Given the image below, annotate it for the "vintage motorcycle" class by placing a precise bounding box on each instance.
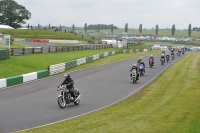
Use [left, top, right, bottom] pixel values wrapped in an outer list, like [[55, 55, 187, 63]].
[[57, 85, 81, 108]]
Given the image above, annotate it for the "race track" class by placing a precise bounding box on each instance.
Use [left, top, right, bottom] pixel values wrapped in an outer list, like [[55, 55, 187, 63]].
[[0, 52, 183, 133]]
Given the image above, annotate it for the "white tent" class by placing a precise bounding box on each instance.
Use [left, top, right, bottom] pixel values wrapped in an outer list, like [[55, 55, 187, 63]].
[[0, 25, 14, 29]]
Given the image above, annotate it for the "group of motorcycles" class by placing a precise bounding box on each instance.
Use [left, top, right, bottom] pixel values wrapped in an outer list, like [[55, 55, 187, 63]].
[[131, 50, 184, 84]]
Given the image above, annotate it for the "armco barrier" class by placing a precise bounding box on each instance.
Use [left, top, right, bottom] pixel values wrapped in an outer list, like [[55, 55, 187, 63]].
[[0, 79, 6, 88], [6, 75, 23, 87], [0, 51, 119, 88], [49, 63, 65, 75], [37, 70, 49, 79], [104, 52, 108, 57], [23, 72, 37, 82], [99, 53, 104, 58], [93, 54, 99, 60], [86, 56, 93, 63], [65, 60, 77, 70], [77, 57, 86, 66]]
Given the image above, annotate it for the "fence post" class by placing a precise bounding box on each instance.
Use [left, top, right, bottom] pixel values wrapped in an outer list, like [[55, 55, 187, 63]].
[[23, 48, 25, 55], [33, 48, 35, 54], [56, 46, 58, 52], [62, 46, 64, 52], [73, 46, 74, 51], [12, 48, 14, 56], [41, 47, 43, 53], [49, 47, 50, 53]]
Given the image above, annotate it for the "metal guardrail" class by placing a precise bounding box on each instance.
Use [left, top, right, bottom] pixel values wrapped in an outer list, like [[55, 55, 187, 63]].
[[0, 49, 10, 60], [9, 45, 113, 56]]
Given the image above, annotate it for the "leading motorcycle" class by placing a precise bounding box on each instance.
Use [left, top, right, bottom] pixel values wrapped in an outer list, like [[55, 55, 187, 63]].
[[57, 85, 81, 108]]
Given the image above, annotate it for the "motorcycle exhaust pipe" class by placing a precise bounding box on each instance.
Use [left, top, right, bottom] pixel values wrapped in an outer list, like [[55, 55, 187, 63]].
[[74, 95, 81, 102]]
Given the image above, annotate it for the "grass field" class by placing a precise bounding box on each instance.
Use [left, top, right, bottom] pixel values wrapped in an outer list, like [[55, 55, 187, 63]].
[[19, 52, 200, 133], [0, 45, 153, 79], [0, 29, 92, 41], [1, 29, 200, 40], [79, 29, 200, 39]]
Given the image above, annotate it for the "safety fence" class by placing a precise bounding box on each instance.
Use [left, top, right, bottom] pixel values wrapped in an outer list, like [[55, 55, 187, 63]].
[[9, 45, 113, 56], [49, 51, 119, 75], [0, 51, 119, 88], [123, 49, 150, 54], [0, 70, 49, 88], [0, 49, 10, 59]]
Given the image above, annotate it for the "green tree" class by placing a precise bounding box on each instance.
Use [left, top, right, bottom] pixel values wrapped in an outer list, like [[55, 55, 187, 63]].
[[72, 24, 75, 32], [125, 23, 128, 32], [0, 0, 31, 28], [37, 24, 40, 29], [49, 24, 51, 30], [155, 24, 159, 35], [188, 23, 192, 36], [111, 24, 113, 33], [171, 24, 175, 36], [139, 24, 142, 34], [84, 23, 87, 33], [59, 25, 62, 31], [98, 24, 100, 33]]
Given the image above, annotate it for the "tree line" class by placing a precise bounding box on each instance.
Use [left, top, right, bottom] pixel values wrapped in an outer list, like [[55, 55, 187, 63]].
[[0, 0, 195, 36]]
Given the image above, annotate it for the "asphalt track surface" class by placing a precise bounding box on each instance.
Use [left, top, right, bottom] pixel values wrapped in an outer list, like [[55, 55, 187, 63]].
[[0, 52, 183, 133]]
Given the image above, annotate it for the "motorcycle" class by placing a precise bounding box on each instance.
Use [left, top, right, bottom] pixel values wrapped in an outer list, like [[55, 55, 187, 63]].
[[166, 55, 169, 63], [139, 64, 145, 76], [160, 57, 165, 65], [178, 51, 181, 56], [131, 70, 137, 84], [171, 54, 174, 60], [57, 85, 81, 108], [149, 59, 153, 68]]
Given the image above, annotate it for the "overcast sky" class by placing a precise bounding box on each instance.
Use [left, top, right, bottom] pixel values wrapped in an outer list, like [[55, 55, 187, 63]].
[[15, 0, 199, 29]]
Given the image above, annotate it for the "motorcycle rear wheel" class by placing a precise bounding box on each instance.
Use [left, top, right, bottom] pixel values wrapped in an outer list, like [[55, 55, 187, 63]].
[[58, 96, 66, 108]]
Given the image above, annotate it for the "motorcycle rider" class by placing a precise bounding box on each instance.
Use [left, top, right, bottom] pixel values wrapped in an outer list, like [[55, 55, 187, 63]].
[[160, 52, 165, 63], [161, 51, 165, 57], [139, 60, 146, 73], [130, 64, 139, 80], [149, 55, 154, 66], [171, 49, 174, 55], [166, 53, 170, 61], [60, 73, 76, 101], [137, 57, 142, 64]]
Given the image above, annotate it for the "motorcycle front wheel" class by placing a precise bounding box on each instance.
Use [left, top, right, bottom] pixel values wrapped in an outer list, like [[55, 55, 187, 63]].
[[57, 96, 66, 108]]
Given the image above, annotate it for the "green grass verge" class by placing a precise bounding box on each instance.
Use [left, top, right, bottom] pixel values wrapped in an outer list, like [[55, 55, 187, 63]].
[[0, 29, 92, 41], [19, 52, 200, 133], [0, 46, 155, 78]]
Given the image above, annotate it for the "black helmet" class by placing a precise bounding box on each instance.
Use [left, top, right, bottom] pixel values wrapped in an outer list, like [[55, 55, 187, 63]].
[[64, 73, 70, 78]]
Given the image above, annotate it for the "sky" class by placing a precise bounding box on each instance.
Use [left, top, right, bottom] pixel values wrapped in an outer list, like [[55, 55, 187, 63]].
[[15, 0, 200, 29]]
